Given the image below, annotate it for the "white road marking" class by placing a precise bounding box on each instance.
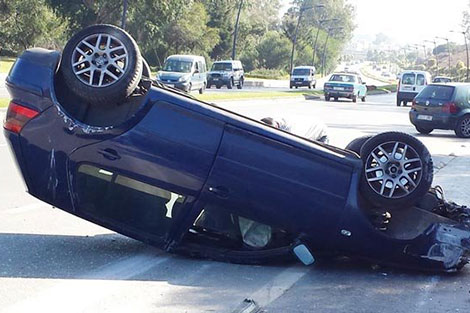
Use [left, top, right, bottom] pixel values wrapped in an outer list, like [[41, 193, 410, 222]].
[[248, 265, 310, 308], [1, 252, 172, 313]]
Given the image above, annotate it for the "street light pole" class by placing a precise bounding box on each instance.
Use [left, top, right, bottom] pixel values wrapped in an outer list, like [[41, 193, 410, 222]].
[[321, 27, 342, 76], [289, 3, 323, 73], [231, 0, 244, 60], [425, 40, 439, 75], [436, 36, 451, 73], [450, 30, 469, 81], [312, 17, 338, 66]]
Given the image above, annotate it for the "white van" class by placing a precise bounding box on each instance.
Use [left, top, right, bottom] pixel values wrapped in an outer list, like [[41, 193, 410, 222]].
[[396, 70, 432, 106], [156, 55, 207, 94], [290, 66, 316, 89]]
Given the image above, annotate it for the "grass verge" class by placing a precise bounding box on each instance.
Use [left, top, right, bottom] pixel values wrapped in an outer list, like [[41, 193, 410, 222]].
[[0, 57, 15, 74], [0, 98, 10, 108], [195, 90, 322, 101]]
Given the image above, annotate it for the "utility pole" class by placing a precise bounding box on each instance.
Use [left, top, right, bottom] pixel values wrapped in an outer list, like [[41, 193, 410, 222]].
[[231, 0, 244, 60], [312, 18, 338, 66], [121, 0, 128, 29], [321, 27, 342, 76]]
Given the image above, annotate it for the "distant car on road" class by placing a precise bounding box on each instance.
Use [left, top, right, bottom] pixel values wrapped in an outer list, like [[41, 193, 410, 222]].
[[432, 76, 452, 83], [323, 72, 367, 102], [397, 70, 432, 107], [289, 66, 316, 89], [207, 60, 244, 90], [410, 83, 470, 138], [156, 55, 207, 94]]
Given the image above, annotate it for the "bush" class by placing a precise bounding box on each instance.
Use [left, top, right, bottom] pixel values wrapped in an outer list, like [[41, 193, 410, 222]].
[[245, 68, 288, 80]]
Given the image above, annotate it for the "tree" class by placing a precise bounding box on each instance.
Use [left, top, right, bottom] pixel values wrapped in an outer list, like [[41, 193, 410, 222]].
[[0, 0, 68, 52], [256, 31, 291, 69]]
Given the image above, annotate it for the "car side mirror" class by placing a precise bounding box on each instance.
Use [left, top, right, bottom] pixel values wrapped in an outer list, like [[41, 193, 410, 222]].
[[362, 82, 366, 85], [193, 69, 199, 74]]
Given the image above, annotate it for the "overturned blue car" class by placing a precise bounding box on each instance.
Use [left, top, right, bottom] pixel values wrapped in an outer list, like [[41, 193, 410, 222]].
[[4, 25, 470, 272]]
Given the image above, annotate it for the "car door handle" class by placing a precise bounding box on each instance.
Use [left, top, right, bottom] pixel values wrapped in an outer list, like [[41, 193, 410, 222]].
[[208, 186, 229, 199], [98, 148, 120, 161]]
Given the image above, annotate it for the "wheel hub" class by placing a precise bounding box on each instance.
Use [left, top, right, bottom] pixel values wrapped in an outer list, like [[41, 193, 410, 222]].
[[71, 33, 129, 87], [365, 141, 423, 199]]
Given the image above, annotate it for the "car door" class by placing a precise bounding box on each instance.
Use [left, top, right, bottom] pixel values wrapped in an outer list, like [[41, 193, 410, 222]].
[[67, 100, 224, 247], [416, 73, 426, 93], [196, 124, 356, 244]]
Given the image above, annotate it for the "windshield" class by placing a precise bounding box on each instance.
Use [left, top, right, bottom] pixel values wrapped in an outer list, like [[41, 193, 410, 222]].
[[293, 69, 310, 76], [163, 59, 192, 73], [417, 85, 455, 101], [211, 63, 232, 71], [329, 74, 356, 83]]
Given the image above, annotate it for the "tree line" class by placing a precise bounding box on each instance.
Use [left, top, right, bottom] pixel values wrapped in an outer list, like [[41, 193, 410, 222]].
[[0, 0, 355, 75]]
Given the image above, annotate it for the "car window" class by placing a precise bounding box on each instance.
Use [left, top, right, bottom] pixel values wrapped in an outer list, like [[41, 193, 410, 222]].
[[163, 59, 192, 73], [330, 74, 356, 82], [401, 73, 416, 85], [194, 61, 199, 72], [212, 62, 233, 71], [416, 74, 425, 86], [76, 164, 186, 237], [417, 85, 455, 101], [293, 69, 310, 75], [201, 61, 206, 73]]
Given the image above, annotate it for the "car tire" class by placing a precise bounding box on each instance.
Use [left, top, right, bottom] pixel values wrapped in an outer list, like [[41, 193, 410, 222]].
[[361, 96, 366, 102], [295, 86, 298, 89], [237, 77, 244, 89], [334, 97, 338, 101], [359, 132, 433, 208], [345, 135, 372, 155], [313, 83, 316, 89], [396, 98, 401, 107], [227, 78, 233, 89], [325, 95, 330, 101], [207, 84, 211, 89], [290, 84, 293, 89], [454, 115, 470, 138], [308, 82, 312, 89], [216, 84, 222, 89], [415, 126, 433, 135], [199, 83, 205, 94], [403, 101, 408, 106], [352, 95, 357, 103], [60, 24, 143, 105]]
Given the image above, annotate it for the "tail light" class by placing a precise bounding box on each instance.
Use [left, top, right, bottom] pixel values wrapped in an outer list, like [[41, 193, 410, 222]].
[[442, 102, 459, 114], [3, 102, 39, 134]]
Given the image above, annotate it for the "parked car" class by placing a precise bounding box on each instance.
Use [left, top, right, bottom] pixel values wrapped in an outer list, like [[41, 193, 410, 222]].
[[289, 66, 316, 89], [156, 54, 207, 94], [4, 24, 470, 272], [323, 72, 367, 102], [397, 70, 432, 107], [433, 76, 452, 83], [207, 60, 244, 89], [409, 83, 470, 138]]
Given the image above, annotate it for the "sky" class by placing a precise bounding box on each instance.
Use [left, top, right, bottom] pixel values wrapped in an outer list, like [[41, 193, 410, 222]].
[[347, 0, 469, 45]]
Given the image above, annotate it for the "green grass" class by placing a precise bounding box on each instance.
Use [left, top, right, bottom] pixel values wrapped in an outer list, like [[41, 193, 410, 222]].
[[0, 98, 10, 108], [196, 90, 322, 101], [0, 57, 15, 74]]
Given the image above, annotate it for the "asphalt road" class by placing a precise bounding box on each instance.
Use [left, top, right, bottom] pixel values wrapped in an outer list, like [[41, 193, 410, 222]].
[[1, 93, 470, 313]]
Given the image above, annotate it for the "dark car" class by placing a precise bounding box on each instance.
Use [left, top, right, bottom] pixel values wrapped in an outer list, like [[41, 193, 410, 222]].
[[432, 76, 452, 83], [409, 83, 470, 138], [206, 60, 244, 89], [4, 25, 470, 272]]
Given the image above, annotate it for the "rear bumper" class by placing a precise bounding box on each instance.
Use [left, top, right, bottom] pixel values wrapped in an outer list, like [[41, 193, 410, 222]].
[[324, 90, 354, 98], [158, 81, 191, 91], [398, 91, 418, 101], [409, 110, 459, 130]]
